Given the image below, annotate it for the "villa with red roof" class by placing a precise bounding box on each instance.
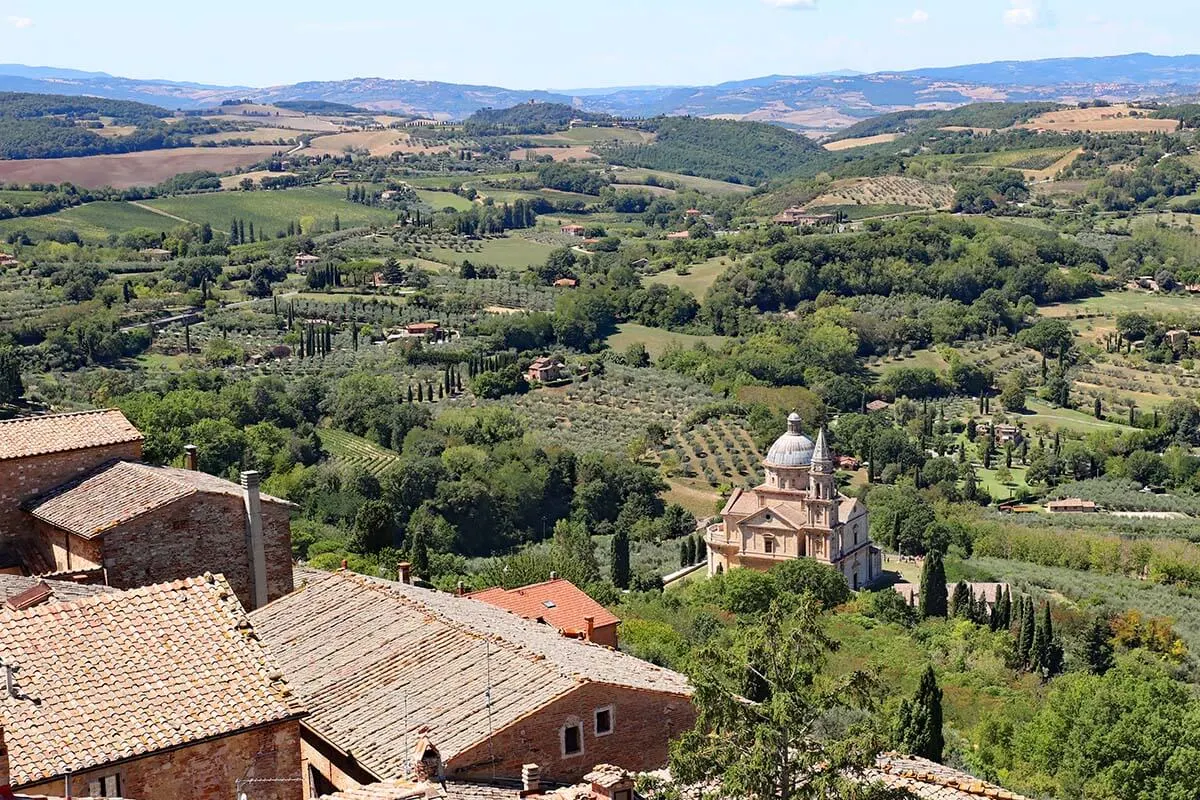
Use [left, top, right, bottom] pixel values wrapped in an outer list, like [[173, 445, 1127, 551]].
[[469, 578, 621, 648]]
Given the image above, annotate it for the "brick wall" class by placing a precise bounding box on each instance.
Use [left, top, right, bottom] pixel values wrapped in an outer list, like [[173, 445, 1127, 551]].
[[299, 729, 380, 796], [94, 493, 293, 611], [20, 721, 302, 800], [0, 442, 142, 542], [448, 684, 695, 784]]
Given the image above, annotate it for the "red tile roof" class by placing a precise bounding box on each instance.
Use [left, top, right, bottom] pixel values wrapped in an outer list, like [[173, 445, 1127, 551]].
[[0, 409, 142, 461], [870, 754, 1032, 799], [24, 461, 291, 539], [0, 574, 305, 787], [469, 578, 619, 636]]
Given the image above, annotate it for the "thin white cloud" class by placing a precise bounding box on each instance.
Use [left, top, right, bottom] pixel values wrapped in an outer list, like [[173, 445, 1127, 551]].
[[763, 0, 817, 9], [1004, 0, 1037, 27], [7, 16, 32, 29], [897, 8, 929, 24]]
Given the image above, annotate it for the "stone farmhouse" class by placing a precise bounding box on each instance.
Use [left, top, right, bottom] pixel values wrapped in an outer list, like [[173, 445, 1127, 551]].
[[705, 415, 880, 589], [0, 409, 294, 611], [0, 574, 305, 800], [250, 568, 694, 796], [469, 577, 621, 648]]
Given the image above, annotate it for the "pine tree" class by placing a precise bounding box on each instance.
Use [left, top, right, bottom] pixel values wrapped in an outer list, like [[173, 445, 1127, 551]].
[[893, 665, 944, 763], [950, 581, 970, 618], [1018, 599, 1035, 668], [1082, 616, 1115, 676], [918, 551, 947, 619], [410, 525, 429, 581], [611, 529, 631, 589]]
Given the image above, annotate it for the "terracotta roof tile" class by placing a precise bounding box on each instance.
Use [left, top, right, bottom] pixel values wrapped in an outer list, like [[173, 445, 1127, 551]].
[[0, 409, 142, 461], [0, 574, 305, 786], [251, 569, 690, 781], [468, 579, 619, 637], [24, 461, 292, 538], [0, 574, 116, 606], [869, 754, 1032, 800]]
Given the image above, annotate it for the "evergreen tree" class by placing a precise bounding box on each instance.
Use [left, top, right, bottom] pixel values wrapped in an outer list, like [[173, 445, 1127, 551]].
[[410, 524, 429, 580], [686, 536, 697, 566], [0, 347, 23, 405], [917, 551, 947, 619], [334, 214, 341, 231], [1082, 616, 1115, 676], [238, 219, 245, 244], [893, 665, 944, 763], [611, 529, 631, 589], [680, 540, 690, 569], [1000, 586, 1012, 629], [229, 219, 239, 245], [950, 581, 970, 618], [1018, 599, 1035, 668]]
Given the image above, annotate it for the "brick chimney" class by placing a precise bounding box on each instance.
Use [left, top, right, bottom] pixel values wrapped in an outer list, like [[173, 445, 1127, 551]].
[[584, 615, 595, 642], [520, 763, 540, 796], [241, 471, 269, 610], [456, 580, 466, 596], [183, 444, 198, 471], [397, 562, 412, 585]]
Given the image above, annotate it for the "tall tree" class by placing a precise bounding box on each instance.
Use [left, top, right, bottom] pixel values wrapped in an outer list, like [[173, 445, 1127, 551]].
[[409, 522, 430, 580], [950, 581, 970, 618], [0, 347, 23, 404], [917, 551, 947, 619], [1082, 616, 1115, 676], [670, 597, 896, 800], [1018, 599, 1036, 668], [611, 528, 631, 589], [893, 665, 944, 763]]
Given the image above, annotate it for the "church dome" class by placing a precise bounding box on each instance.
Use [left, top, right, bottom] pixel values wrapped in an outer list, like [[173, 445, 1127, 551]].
[[764, 413, 815, 468]]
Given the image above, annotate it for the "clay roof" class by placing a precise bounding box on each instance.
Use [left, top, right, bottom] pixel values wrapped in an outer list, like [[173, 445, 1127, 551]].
[[468, 578, 620, 636], [318, 779, 587, 800], [251, 569, 690, 780], [0, 574, 305, 786], [870, 754, 1032, 799], [0, 409, 142, 461], [1046, 498, 1097, 509], [24, 461, 291, 539], [0, 574, 115, 609]]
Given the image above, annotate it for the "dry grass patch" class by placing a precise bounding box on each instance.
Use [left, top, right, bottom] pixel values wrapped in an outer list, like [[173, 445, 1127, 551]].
[[823, 133, 900, 151], [806, 176, 954, 210], [0, 146, 282, 189], [510, 146, 600, 162], [305, 130, 449, 157], [219, 170, 297, 190], [1020, 105, 1177, 134]]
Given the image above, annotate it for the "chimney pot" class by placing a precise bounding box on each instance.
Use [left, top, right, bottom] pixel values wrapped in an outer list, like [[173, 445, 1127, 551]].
[[549, 571, 558, 580], [521, 763, 541, 794], [184, 444, 198, 471], [584, 615, 595, 641], [398, 562, 412, 585], [340, 559, 348, 570], [456, 580, 465, 596]]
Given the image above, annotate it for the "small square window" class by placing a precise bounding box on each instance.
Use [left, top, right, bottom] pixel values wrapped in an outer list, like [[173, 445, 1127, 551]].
[[763, 538, 775, 555], [563, 722, 583, 756], [595, 706, 613, 736]]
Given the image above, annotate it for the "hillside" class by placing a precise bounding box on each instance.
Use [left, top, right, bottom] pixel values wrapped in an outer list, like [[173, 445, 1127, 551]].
[[828, 102, 1060, 141], [464, 103, 612, 135]]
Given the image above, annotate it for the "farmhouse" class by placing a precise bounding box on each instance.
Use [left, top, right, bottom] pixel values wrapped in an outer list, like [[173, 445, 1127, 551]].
[[705, 416, 881, 589], [865, 399, 892, 413], [404, 321, 441, 338], [0, 574, 305, 800], [1167, 329, 1190, 352], [295, 252, 321, 271], [138, 247, 173, 261], [561, 224, 586, 237], [0, 409, 294, 611], [527, 355, 569, 384], [665, 231, 690, 240], [772, 207, 837, 227], [1046, 498, 1099, 513], [554, 278, 579, 288], [870, 754, 1034, 800], [469, 577, 621, 648], [250, 568, 694, 796], [0, 253, 19, 267]]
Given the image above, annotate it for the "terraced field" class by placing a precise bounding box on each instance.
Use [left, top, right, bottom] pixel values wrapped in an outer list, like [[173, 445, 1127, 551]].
[[317, 428, 401, 476], [805, 176, 955, 211]]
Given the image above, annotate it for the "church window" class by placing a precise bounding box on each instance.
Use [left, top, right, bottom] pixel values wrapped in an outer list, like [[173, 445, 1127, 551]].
[[763, 537, 775, 555]]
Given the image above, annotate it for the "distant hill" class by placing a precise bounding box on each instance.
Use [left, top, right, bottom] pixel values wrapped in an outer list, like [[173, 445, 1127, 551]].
[[273, 100, 368, 115], [464, 103, 612, 135], [828, 102, 1060, 141], [1, 52, 1200, 130]]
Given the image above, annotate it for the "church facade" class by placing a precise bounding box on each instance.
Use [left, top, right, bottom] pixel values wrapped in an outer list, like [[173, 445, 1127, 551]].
[[705, 414, 881, 590]]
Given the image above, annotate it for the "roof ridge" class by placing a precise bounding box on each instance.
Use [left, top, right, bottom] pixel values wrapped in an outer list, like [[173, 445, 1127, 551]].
[[0, 407, 124, 425]]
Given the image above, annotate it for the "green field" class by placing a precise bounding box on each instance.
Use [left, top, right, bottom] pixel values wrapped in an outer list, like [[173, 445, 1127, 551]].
[[429, 236, 557, 270], [415, 189, 475, 212], [145, 185, 399, 234], [0, 190, 49, 206], [317, 428, 400, 477], [554, 127, 650, 145], [1018, 398, 1131, 434], [870, 348, 951, 378], [645, 257, 734, 299], [808, 203, 921, 220], [1039, 290, 1200, 319], [611, 168, 753, 196], [0, 201, 176, 242], [606, 323, 730, 360]]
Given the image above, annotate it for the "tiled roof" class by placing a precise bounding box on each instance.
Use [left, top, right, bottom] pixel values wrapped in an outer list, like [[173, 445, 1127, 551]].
[[319, 776, 623, 800], [0, 573, 305, 786], [24, 461, 291, 538], [870, 754, 1032, 800], [251, 569, 690, 781], [468, 579, 620, 636], [0, 409, 142, 461], [0, 573, 115, 606]]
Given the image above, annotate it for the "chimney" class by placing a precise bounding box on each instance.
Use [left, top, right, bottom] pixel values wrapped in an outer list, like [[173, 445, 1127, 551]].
[[456, 580, 466, 596], [521, 764, 541, 795], [549, 571, 558, 580], [584, 615, 595, 642], [397, 562, 412, 585], [241, 471, 269, 611], [183, 444, 198, 471]]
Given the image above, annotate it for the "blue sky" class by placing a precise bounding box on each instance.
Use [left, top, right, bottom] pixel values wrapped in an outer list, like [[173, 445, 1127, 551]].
[[0, 0, 1196, 89]]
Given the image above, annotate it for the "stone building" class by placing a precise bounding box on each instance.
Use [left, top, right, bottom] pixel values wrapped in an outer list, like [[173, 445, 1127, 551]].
[[0, 574, 306, 800], [250, 568, 694, 797], [705, 414, 880, 589], [0, 409, 295, 611]]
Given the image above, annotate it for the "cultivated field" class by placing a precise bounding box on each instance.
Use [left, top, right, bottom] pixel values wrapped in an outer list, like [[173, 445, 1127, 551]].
[[194, 128, 300, 145], [645, 257, 735, 299], [1019, 104, 1178, 134], [509, 146, 600, 162], [415, 190, 475, 212], [219, 170, 298, 190], [609, 167, 753, 196], [806, 176, 955, 210], [823, 133, 900, 151], [318, 428, 401, 477], [0, 201, 186, 242], [145, 185, 399, 233], [304, 131, 451, 157], [429, 236, 558, 270], [605, 323, 730, 360], [0, 146, 283, 189]]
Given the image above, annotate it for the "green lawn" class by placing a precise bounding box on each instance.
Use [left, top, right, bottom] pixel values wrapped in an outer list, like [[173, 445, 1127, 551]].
[[645, 257, 734, 299], [1017, 398, 1131, 434], [605, 323, 730, 360], [429, 236, 557, 270], [415, 189, 475, 212], [0, 201, 176, 242], [145, 185, 399, 235], [1039, 291, 1200, 319], [611, 168, 753, 196], [870, 348, 951, 378]]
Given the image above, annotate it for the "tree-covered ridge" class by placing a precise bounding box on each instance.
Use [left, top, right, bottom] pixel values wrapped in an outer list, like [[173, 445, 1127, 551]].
[[0, 91, 168, 123], [828, 102, 1061, 141], [0, 117, 195, 160], [464, 102, 612, 136], [596, 116, 824, 185], [273, 100, 367, 114]]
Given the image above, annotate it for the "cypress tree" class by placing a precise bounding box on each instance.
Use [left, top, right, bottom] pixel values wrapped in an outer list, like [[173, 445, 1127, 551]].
[[694, 533, 705, 564], [410, 525, 429, 581], [950, 581, 970, 618], [611, 529, 631, 589], [1082, 616, 1115, 676], [1018, 600, 1035, 668], [1000, 586, 1012, 629], [679, 540, 689, 569], [0, 347, 23, 405], [407, 385, 414, 404], [893, 665, 944, 763], [918, 551, 948, 619]]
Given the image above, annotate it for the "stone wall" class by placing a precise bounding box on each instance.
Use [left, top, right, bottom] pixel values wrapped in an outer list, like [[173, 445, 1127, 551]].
[[21, 721, 302, 800], [0, 442, 142, 542]]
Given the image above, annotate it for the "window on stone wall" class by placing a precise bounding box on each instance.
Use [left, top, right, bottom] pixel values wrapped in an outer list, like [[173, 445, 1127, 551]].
[[88, 774, 121, 798], [763, 537, 775, 555], [595, 705, 614, 736], [562, 720, 584, 756]]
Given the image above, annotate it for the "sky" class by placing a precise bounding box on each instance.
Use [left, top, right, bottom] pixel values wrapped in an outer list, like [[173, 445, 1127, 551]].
[[0, 0, 1197, 89]]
